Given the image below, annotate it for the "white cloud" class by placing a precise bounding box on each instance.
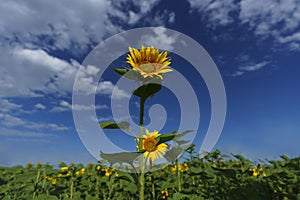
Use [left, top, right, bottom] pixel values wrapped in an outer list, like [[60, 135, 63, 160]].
[[239, 0, 300, 49], [0, 112, 69, 131], [0, 1, 174, 99], [140, 27, 178, 50], [0, 46, 79, 97], [108, 0, 175, 27], [0, 113, 26, 127], [35, 103, 46, 110], [231, 71, 245, 77], [188, 0, 300, 50], [232, 61, 270, 76], [188, 0, 237, 26], [0, 99, 22, 113], [47, 123, 69, 131], [108, 0, 160, 25], [278, 32, 300, 43], [239, 61, 270, 71], [14, 48, 70, 72], [97, 81, 130, 99], [51, 100, 109, 112], [0, 127, 51, 138], [1, 45, 129, 100], [0, 0, 112, 52]]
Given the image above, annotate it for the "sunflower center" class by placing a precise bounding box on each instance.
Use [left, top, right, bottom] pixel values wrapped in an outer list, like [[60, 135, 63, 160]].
[[139, 63, 157, 73], [143, 137, 157, 152]]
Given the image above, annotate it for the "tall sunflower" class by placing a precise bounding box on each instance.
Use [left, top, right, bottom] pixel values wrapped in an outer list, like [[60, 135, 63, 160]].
[[126, 45, 172, 79], [142, 129, 167, 162]]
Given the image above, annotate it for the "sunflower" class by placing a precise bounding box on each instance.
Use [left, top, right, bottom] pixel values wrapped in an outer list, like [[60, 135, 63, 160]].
[[142, 129, 167, 162], [126, 45, 172, 79]]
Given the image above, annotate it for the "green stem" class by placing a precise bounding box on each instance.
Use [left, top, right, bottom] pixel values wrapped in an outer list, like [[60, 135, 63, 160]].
[[70, 176, 74, 199], [176, 159, 182, 192], [151, 176, 155, 200], [139, 97, 146, 200], [96, 175, 100, 198], [32, 169, 41, 199]]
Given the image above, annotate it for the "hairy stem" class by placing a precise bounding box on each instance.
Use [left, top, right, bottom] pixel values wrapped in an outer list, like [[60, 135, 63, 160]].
[[138, 97, 146, 200]]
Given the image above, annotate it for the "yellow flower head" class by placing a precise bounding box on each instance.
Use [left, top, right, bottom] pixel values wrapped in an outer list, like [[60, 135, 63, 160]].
[[66, 171, 72, 177], [105, 168, 112, 177], [142, 129, 167, 162], [127, 46, 172, 79], [75, 168, 85, 175], [161, 189, 169, 199], [36, 162, 42, 168], [96, 165, 101, 171], [87, 162, 94, 169], [51, 179, 57, 185], [61, 167, 68, 172], [26, 162, 33, 169]]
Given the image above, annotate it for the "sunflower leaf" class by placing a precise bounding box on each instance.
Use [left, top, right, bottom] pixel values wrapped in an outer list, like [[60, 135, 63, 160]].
[[112, 68, 143, 81], [172, 130, 195, 139], [133, 83, 162, 99], [164, 145, 189, 162], [100, 151, 143, 166], [100, 121, 130, 130], [112, 68, 130, 76], [156, 133, 176, 146]]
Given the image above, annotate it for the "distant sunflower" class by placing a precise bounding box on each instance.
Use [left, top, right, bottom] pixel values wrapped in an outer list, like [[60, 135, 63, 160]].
[[142, 129, 167, 162], [126, 45, 172, 79]]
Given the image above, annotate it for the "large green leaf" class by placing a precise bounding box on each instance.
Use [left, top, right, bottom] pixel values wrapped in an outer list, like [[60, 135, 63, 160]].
[[99, 121, 130, 130], [112, 68, 130, 76], [100, 151, 144, 166], [156, 133, 176, 146], [133, 83, 162, 99], [164, 145, 188, 162], [112, 68, 143, 81]]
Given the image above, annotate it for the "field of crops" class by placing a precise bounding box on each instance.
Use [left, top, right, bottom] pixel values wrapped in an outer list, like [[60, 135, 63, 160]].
[[0, 150, 299, 200]]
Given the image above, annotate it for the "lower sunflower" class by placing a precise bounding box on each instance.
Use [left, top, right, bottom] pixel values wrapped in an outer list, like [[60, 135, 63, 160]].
[[142, 129, 167, 163]]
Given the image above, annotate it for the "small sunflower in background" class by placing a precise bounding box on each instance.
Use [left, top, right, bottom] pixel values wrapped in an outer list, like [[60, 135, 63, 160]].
[[161, 189, 169, 199], [126, 45, 172, 79], [142, 129, 167, 162]]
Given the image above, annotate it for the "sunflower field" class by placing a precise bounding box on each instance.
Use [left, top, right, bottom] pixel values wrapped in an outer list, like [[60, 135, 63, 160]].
[[0, 149, 299, 200]]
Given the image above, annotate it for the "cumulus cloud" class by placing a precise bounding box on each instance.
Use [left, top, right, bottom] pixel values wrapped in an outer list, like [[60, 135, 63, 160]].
[[0, 127, 51, 138], [108, 0, 175, 27], [188, 0, 238, 26], [97, 81, 130, 99], [0, 113, 26, 127], [0, 45, 78, 97], [239, 0, 300, 50], [0, 99, 22, 113], [188, 0, 300, 51], [139, 27, 178, 50], [0, 112, 69, 131], [51, 100, 108, 112], [35, 103, 46, 110], [0, 0, 111, 53]]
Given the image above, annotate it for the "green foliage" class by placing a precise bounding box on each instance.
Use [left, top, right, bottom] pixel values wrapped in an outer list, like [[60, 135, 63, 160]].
[[0, 150, 299, 200], [100, 151, 144, 166], [99, 121, 130, 130], [133, 83, 162, 99]]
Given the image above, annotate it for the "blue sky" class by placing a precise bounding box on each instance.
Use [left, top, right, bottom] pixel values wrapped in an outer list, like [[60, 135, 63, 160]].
[[0, 0, 299, 166]]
